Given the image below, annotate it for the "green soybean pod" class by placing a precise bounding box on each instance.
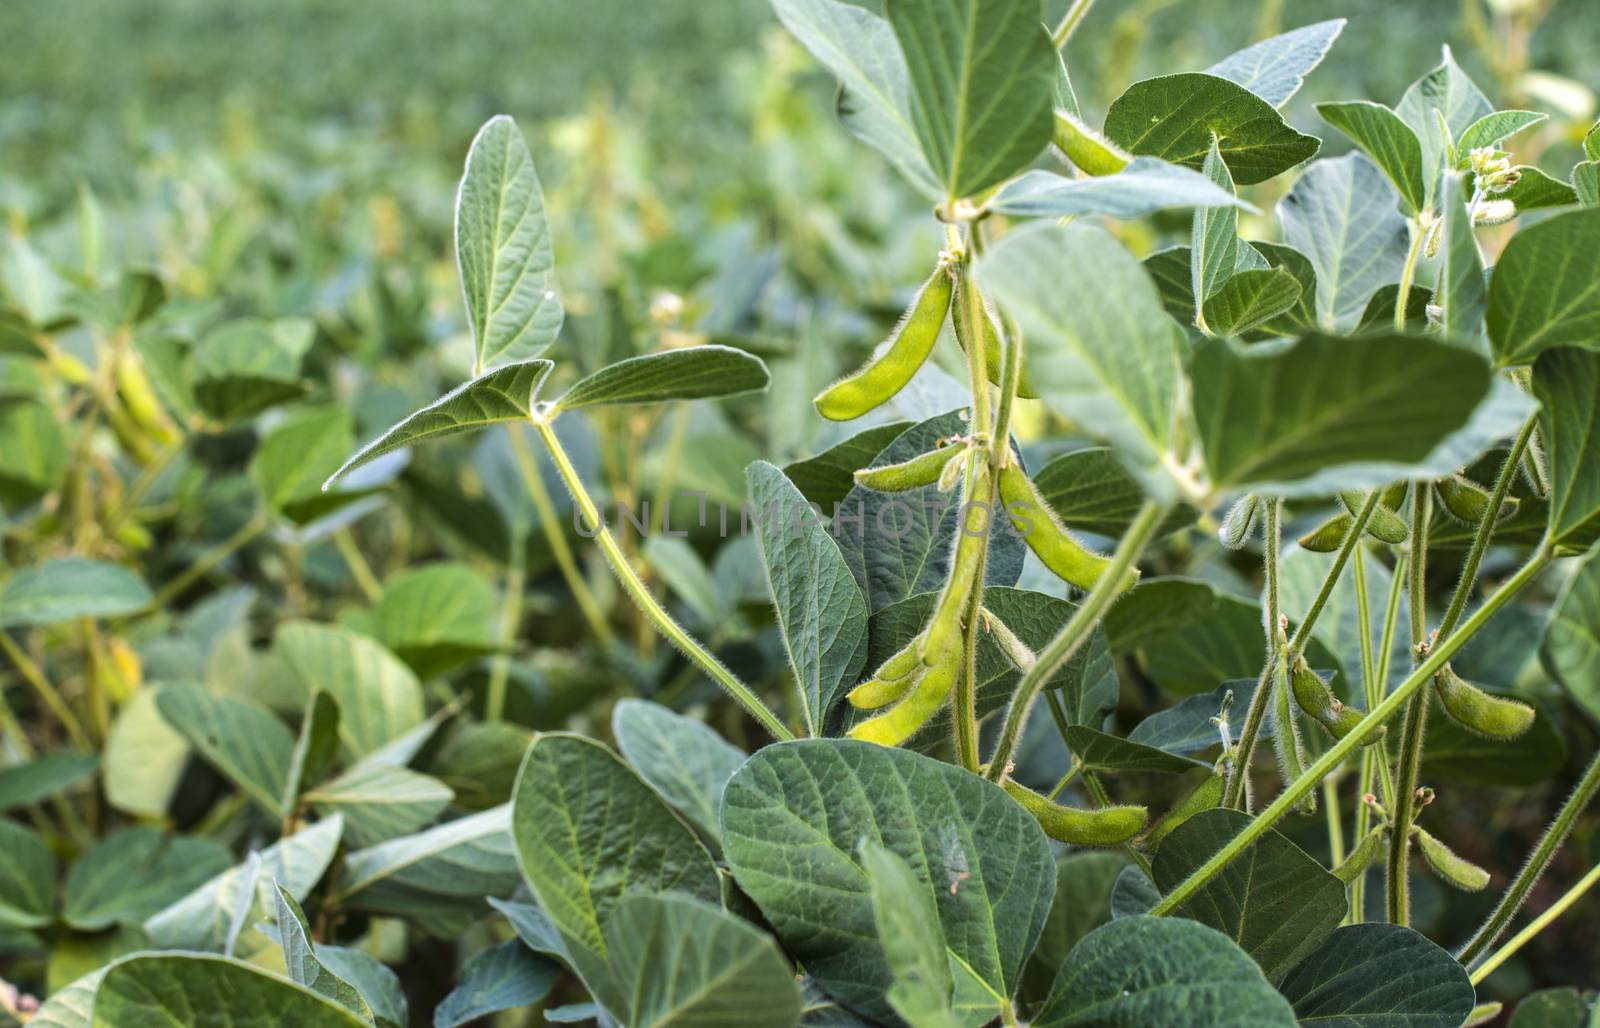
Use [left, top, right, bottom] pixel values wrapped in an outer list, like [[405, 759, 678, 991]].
[[998, 464, 1136, 593], [814, 262, 953, 421], [1434, 474, 1518, 523], [1298, 513, 1353, 552], [1145, 771, 1224, 847], [1434, 665, 1536, 739], [1052, 109, 1131, 177], [1332, 825, 1386, 885], [1291, 660, 1384, 745], [1339, 490, 1408, 543], [853, 443, 965, 492], [847, 648, 960, 747], [1271, 644, 1316, 816], [920, 463, 993, 663], [847, 638, 924, 710], [951, 270, 1038, 399], [1218, 493, 1260, 550], [1413, 826, 1491, 891], [1001, 779, 1148, 846]]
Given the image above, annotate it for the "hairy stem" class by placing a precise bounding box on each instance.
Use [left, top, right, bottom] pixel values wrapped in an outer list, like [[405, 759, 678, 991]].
[[1350, 548, 1375, 923], [1289, 491, 1381, 660], [1470, 860, 1600, 986], [1395, 219, 1426, 331], [1151, 545, 1550, 917], [1051, 0, 1097, 48], [1225, 498, 1282, 810], [1435, 415, 1536, 643], [531, 416, 793, 740], [1386, 483, 1432, 925]]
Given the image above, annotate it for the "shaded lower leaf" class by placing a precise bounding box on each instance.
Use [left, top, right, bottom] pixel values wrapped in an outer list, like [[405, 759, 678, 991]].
[[1277, 923, 1474, 1027], [1541, 547, 1600, 726], [1019, 852, 1128, 1012], [155, 686, 295, 817], [91, 953, 369, 1027], [1030, 447, 1197, 539], [611, 699, 746, 848], [433, 940, 559, 1028], [63, 827, 233, 931], [0, 557, 150, 627], [0, 820, 55, 929], [1065, 726, 1210, 774], [782, 422, 912, 511], [0, 752, 98, 812]]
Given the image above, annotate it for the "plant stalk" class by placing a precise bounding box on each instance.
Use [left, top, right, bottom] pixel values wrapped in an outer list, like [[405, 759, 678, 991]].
[[1435, 415, 1536, 643], [1051, 0, 1097, 48], [1469, 859, 1600, 986], [1225, 498, 1282, 810], [1386, 483, 1432, 925], [145, 513, 268, 612], [1395, 219, 1426, 331], [0, 632, 91, 751], [332, 526, 383, 603]]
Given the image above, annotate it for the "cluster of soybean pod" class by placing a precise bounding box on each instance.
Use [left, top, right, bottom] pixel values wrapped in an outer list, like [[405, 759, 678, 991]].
[[814, 233, 1144, 847]]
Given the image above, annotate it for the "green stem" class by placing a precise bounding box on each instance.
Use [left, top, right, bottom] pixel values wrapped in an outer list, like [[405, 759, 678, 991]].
[[955, 527, 989, 773], [1458, 748, 1600, 966], [1225, 498, 1282, 810], [333, 527, 383, 603], [1350, 549, 1375, 923], [1323, 776, 1345, 865], [1435, 415, 1536, 643], [1151, 545, 1551, 917], [1469, 859, 1600, 986], [505, 425, 618, 649], [1386, 483, 1432, 925], [1084, 770, 1154, 878], [1047, 758, 1083, 801], [1051, 0, 1096, 48], [0, 632, 91, 751], [485, 536, 526, 724], [145, 514, 267, 611], [1288, 491, 1382, 660], [986, 500, 1165, 782], [530, 416, 793, 741], [1395, 219, 1426, 331]]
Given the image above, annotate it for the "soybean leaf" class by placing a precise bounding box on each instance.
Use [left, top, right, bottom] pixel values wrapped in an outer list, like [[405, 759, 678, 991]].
[[554, 345, 769, 411], [721, 739, 1054, 1024], [1202, 267, 1304, 336], [1435, 170, 1487, 347], [372, 562, 497, 677], [1457, 110, 1548, 155], [191, 317, 313, 421], [644, 537, 724, 627], [334, 806, 520, 937], [316, 948, 408, 1028], [324, 359, 553, 486], [748, 460, 869, 734], [155, 686, 295, 817], [1424, 693, 1564, 786], [859, 841, 960, 1028], [144, 815, 344, 956], [1190, 332, 1494, 494], [978, 222, 1181, 493], [274, 622, 425, 762], [1533, 347, 1600, 551], [1032, 916, 1297, 1027], [1395, 47, 1493, 206], [1031, 447, 1198, 539], [1065, 726, 1210, 774], [305, 763, 454, 848], [1543, 547, 1600, 726], [1250, 242, 1321, 336], [1317, 101, 1427, 215], [0, 557, 150, 627], [767, 0, 940, 197], [783, 421, 911, 510], [988, 161, 1249, 220], [271, 885, 375, 1023], [605, 893, 803, 1028], [1487, 208, 1600, 366], [488, 897, 573, 964], [510, 733, 720, 1017], [1110, 865, 1162, 919], [0, 821, 54, 929], [63, 827, 233, 931], [1205, 19, 1346, 108], [611, 699, 747, 848], [282, 691, 342, 814], [885, 0, 1055, 199], [102, 689, 188, 818], [433, 940, 559, 1028], [1277, 923, 1475, 1028], [1507, 989, 1592, 1027], [252, 407, 368, 525], [1129, 679, 1268, 756], [1193, 139, 1242, 305], [1103, 73, 1320, 185], [0, 752, 98, 812], [1151, 808, 1347, 981], [0, 400, 67, 510], [456, 116, 562, 372], [92, 953, 369, 1027], [1573, 161, 1600, 208], [423, 719, 530, 811], [1497, 165, 1579, 210], [1, 235, 65, 325], [1018, 852, 1128, 1011], [1278, 154, 1412, 330]]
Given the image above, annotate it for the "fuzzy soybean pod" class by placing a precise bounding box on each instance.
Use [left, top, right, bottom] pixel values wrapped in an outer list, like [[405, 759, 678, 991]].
[[1339, 490, 1408, 543], [1052, 110, 1131, 176], [1333, 825, 1386, 885], [1290, 659, 1385, 746], [1298, 512, 1354, 553], [1146, 770, 1224, 847], [1218, 494, 1260, 550], [115, 350, 181, 446], [846, 646, 961, 747], [1000, 779, 1148, 846], [814, 262, 953, 421], [847, 637, 924, 711], [999, 464, 1136, 593], [1434, 474, 1518, 523], [920, 464, 994, 664], [1434, 664, 1536, 739], [853, 442, 965, 493], [1413, 826, 1491, 891]]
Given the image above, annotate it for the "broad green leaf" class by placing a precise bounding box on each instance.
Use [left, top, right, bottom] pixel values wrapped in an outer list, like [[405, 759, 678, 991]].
[[835, 412, 1024, 613], [1065, 726, 1210, 774], [1424, 692, 1564, 786], [511, 734, 720, 1016], [1129, 679, 1268, 756], [270, 885, 374, 1023], [45, 923, 150, 997], [0, 752, 98, 812], [1192, 139, 1242, 306], [281, 691, 341, 815], [144, 815, 344, 956], [1487, 208, 1600, 366], [29, 964, 103, 1028], [324, 359, 553, 486], [103, 689, 188, 818], [1543, 547, 1600, 726], [1533, 347, 1600, 550], [1030, 447, 1198, 539], [1506, 988, 1592, 1028], [1279, 154, 1412, 330], [314, 947, 407, 1028], [721, 739, 1054, 1024], [1435, 170, 1487, 347], [1497, 165, 1579, 210], [1395, 47, 1493, 207], [191, 318, 312, 421], [1018, 852, 1127, 1011], [91, 954, 368, 1027], [1205, 19, 1345, 108], [605, 894, 803, 1028], [768, 0, 941, 197], [63, 827, 233, 931], [1277, 923, 1475, 1027], [1103, 73, 1320, 185], [305, 763, 454, 848], [0, 820, 55, 929], [1110, 865, 1161, 918], [1457, 110, 1548, 156], [0, 399, 66, 510], [747, 460, 869, 734], [334, 806, 519, 937], [1151, 808, 1347, 981], [1, 235, 65, 325], [885, 0, 1055, 199], [859, 841, 960, 1028], [1316, 101, 1427, 215], [252, 407, 365, 524], [456, 116, 562, 373], [155, 686, 295, 816], [1190, 332, 1493, 494], [0, 558, 150, 627], [611, 699, 746, 848], [274, 622, 424, 761], [423, 719, 530, 810], [1250, 242, 1322, 336], [1201, 267, 1304, 336], [1575, 162, 1600, 208], [782, 421, 912, 510], [1032, 916, 1297, 1027], [372, 562, 497, 677], [433, 940, 559, 1028], [554, 345, 769, 411], [988, 161, 1248, 220], [978, 222, 1181, 491], [644, 536, 724, 627], [488, 896, 573, 964]]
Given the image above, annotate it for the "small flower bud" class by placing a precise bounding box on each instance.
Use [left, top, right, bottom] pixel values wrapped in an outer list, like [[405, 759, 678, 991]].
[[1474, 199, 1518, 225]]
